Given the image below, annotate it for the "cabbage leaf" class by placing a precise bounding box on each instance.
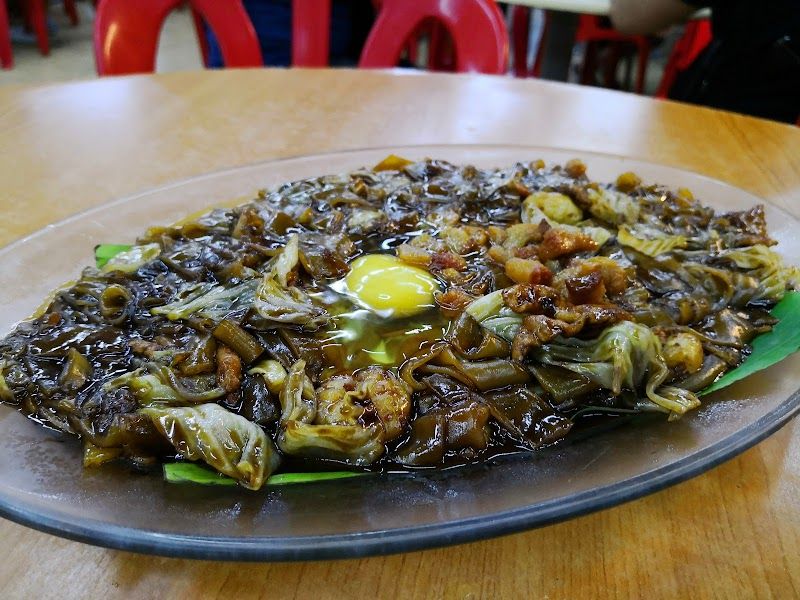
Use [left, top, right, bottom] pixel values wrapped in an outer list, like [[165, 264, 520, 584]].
[[141, 403, 281, 489], [720, 245, 799, 303], [535, 321, 700, 417], [151, 279, 259, 321]]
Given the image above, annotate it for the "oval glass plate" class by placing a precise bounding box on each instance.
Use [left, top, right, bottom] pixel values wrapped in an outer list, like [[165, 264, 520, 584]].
[[1, 145, 799, 561]]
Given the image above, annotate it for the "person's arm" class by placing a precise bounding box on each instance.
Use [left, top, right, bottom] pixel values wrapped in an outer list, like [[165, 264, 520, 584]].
[[610, 0, 698, 35]]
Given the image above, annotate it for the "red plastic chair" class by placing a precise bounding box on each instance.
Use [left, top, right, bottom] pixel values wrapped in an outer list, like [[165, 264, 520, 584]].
[[190, 7, 211, 67], [23, 0, 49, 56], [64, 0, 79, 26], [191, 0, 332, 68], [359, 0, 508, 74], [656, 18, 712, 98], [94, 0, 263, 75], [509, 5, 548, 78], [0, 0, 12, 69], [292, 0, 330, 67], [19, 0, 79, 58], [575, 15, 650, 94]]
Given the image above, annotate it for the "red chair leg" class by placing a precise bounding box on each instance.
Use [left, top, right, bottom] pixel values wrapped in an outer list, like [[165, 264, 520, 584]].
[[634, 41, 650, 94], [0, 0, 14, 69], [428, 19, 447, 70], [405, 34, 418, 64], [24, 0, 50, 56], [511, 5, 530, 77], [64, 0, 79, 26], [580, 41, 598, 86], [531, 11, 549, 78], [190, 7, 210, 67], [656, 19, 712, 98], [0, 0, 12, 68], [602, 42, 623, 88]]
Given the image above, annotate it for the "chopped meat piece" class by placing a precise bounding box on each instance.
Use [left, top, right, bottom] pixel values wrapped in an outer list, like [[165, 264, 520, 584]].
[[487, 226, 506, 244], [396, 244, 432, 268], [505, 179, 530, 197], [565, 271, 606, 305], [511, 304, 631, 359], [554, 303, 631, 325], [488, 245, 510, 264], [435, 288, 475, 318], [537, 227, 598, 260], [513, 245, 540, 260], [216, 345, 242, 394], [128, 338, 163, 358], [502, 284, 561, 315], [554, 256, 631, 299], [564, 159, 587, 179], [440, 226, 489, 255], [504, 258, 553, 286], [512, 315, 585, 359], [504, 223, 544, 251], [431, 251, 467, 272]]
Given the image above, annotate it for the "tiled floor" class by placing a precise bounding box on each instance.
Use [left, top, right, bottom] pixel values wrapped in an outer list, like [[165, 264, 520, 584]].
[[0, 1, 202, 86]]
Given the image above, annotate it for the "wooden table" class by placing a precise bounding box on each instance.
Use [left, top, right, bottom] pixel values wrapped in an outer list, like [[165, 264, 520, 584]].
[[507, 0, 609, 14], [0, 69, 798, 599]]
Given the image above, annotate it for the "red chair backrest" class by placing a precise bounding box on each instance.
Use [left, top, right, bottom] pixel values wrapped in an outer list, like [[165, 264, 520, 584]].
[[655, 19, 712, 98], [292, 0, 331, 67], [94, 0, 263, 75], [359, 0, 508, 74]]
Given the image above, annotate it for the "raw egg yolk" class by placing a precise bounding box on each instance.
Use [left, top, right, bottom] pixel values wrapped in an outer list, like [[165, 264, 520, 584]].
[[342, 254, 439, 318]]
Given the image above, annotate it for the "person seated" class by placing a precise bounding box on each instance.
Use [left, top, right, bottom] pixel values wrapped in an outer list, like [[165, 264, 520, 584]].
[[206, 0, 374, 67], [610, 0, 800, 123]]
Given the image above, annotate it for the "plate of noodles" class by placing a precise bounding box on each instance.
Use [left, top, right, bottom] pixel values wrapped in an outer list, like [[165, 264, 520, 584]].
[[0, 145, 798, 560]]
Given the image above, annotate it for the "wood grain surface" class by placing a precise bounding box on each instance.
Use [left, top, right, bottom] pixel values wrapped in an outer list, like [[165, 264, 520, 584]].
[[0, 69, 798, 600]]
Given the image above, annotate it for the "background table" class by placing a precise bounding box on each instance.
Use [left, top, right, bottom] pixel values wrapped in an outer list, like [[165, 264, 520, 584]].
[[0, 69, 799, 599], [507, 0, 609, 14]]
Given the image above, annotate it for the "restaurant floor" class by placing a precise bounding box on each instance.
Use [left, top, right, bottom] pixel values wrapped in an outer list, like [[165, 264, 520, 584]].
[[0, 1, 667, 94], [0, 1, 201, 86]]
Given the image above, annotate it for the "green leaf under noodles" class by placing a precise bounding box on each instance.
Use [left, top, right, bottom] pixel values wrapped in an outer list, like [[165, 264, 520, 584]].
[[534, 321, 700, 417], [162, 462, 365, 487], [142, 403, 281, 490], [702, 291, 800, 395], [163, 462, 237, 486], [100, 243, 160, 273], [266, 471, 366, 485], [94, 244, 132, 268]]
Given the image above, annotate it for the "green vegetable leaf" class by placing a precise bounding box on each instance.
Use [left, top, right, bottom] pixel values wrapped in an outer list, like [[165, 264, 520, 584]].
[[163, 462, 365, 487], [702, 291, 800, 395], [94, 244, 132, 268], [266, 471, 366, 485], [163, 462, 236, 486]]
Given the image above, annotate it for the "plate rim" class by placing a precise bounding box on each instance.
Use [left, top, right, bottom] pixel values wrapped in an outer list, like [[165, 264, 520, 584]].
[[1, 144, 798, 561]]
